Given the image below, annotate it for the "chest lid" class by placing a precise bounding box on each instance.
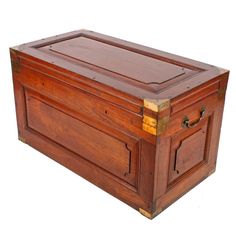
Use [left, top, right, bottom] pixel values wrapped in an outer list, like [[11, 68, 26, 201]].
[[11, 29, 227, 102]]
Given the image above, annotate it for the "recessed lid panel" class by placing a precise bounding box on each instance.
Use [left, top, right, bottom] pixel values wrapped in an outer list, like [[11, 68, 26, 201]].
[[40, 36, 186, 85]]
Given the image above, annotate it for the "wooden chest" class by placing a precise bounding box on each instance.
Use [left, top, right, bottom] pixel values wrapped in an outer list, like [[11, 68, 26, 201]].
[[10, 30, 229, 219]]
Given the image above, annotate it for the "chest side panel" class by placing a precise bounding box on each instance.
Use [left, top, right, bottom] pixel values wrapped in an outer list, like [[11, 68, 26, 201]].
[[153, 73, 228, 215]]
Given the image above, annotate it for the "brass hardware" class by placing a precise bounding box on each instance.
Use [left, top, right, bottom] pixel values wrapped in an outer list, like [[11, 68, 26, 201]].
[[139, 208, 161, 219], [142, 115, 170, 136], [142, 99, 170, 136], [208, 167, 216, 176], [156, 207, 163, 214], [11, 58, 21, 73], [143, 115, 157, 127], [139, 208, 153, 219], [157, 116, 169, 135], [18, 136, 26, 143], [142, 115, 157, 136], [144, 99, 170, 113], [144, 99, 158, 112], [142, 123, 157, 136], [182, 107, 206, 128], [158, 99, 170, 112]]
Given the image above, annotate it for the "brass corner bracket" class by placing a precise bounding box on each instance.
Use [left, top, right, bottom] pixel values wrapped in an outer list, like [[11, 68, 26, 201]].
[[143, 115, 157, 136], [18, 136, 26, 144], [143, 98, 170, 113], [139, 208, 153, 219], [139, 208, 161, 219], [142, 99, 170, 136]]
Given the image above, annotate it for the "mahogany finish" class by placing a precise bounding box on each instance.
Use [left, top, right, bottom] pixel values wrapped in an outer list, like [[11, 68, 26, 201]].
[[10, 30, 229, 219]]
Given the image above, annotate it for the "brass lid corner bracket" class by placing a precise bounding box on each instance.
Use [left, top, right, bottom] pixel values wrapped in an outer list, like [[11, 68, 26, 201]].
[[142, 98, 170, 136]]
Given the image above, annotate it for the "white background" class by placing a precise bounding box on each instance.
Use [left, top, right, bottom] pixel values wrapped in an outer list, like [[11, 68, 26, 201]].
[[0, 0, 235, 235]]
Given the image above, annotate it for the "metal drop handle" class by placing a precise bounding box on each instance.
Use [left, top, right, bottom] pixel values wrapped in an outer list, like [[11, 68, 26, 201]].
[[182, 107, 206, 128]]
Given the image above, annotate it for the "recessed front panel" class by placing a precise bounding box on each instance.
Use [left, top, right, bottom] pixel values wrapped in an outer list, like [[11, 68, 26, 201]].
[[17, 64, 157, 144], [25, 89, 139, 186]]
